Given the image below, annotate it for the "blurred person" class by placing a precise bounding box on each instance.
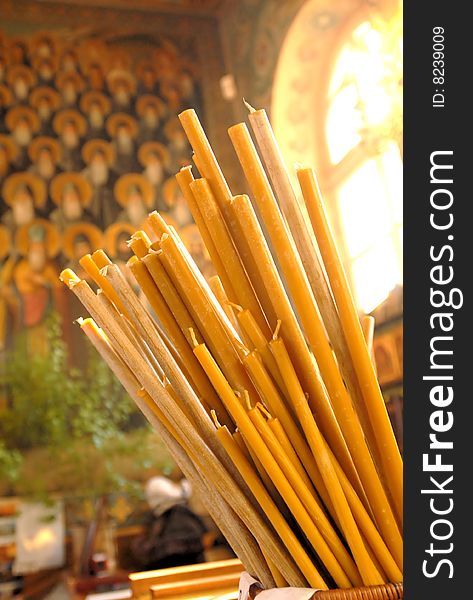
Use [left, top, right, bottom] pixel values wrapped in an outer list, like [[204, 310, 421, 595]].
[[136, 95, 166, 144], [162, 177, 192, 227], [13, 220, 63, 354], [50, 172, 93, 231], [56, 71, 85, 108], [131, 476, 207, 571], [138, 141, 169, 210], [33, 56, 57, 87], [114, 173, 153, 227], [7, 65, 37, 103], [2, 172, 46, 231], [29, 86, 61, 135], [107, 71, 136, 114], [5, 106, 40, 169], [59, 47, 80, 73], [137, 61, 159, 95], [163, 117, 190, 172], [106, 113, 139, 174], [80, 91, 111, 140], [81, 139, 119, 228], [53, 109, 87, 171]]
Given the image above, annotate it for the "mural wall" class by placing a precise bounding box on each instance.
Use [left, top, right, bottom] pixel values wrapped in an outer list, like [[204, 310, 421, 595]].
[[0, 27, 209, 360]]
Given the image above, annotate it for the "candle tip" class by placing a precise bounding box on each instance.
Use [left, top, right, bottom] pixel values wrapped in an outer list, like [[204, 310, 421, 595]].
[[256, 402, 272, 420], [227, 301, 243, 313], [59, 268, 80, 288], [210, 409, 221, 429], [243, 390, 252, 411], [243, 98, 256, 113], [272, 319, 282, 341], [189, 327, 199, 348]]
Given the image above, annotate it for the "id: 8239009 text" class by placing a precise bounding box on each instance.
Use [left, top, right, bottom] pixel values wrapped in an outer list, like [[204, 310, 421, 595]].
[[432, 26, 445, 108]]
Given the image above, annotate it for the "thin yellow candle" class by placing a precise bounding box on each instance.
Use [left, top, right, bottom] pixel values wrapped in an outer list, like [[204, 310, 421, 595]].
[[209, 276, 240, 334], [235, 307, 288, 398], [178, 109, 232, 210], [127, 255, 232, 426], [229, 193, 361, 496], [212, 415, 327, 589], [189, 177, 271, 339], [297, 167, 403, 526], [91, 249, 112, 269], [142, 250, 204, 346], [128, 230, 152, 259], [238, 427, 288, 520], [265, 411, 316, 496], [79, 253, 128, 317], [229, 127, 400, 556], [243, 349, 335, 514], [247, 402, 362, 587], [147, 210, 174, 240], [232, 430, 253, 463], [176, 167, 237, 302], [159, 233, 258, 401], [362, 315, 376, 369], [194, 340, 352, 589], [270, 334, 384, 586]]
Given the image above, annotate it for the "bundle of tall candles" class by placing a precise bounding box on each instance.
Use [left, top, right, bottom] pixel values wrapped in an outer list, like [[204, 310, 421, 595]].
[[60, 106, 403, 591]]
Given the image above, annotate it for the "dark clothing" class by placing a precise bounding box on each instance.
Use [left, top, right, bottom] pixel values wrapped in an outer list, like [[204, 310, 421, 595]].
[[131, 505, 207, 571]]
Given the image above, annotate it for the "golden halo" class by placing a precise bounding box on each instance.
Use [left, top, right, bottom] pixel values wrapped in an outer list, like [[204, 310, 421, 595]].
[[106, 70, 136, 95], [15, 218, 61, 258], [135, 94, 167, 118], [50, 172, 93, 207], [28, 136, 61, 164], [53, 109, 87, 137], [138, 141, 170, 168], [114, 173, 153, 208], [0, 84, 13, 107], [62, 222, 103, 260], [56, 70, 85, 92], [2, 172, 47, 209], [0, 134, 19, 162], [5, 105, 40, 133], [80, 90, 111, 115], [81, 139, 115, 166], [0, 224, 12, 260], [106, 112, 138, 139], [6, 64, 37, 88], [105, 222, 136, 258], [29, 86, 62, 111]]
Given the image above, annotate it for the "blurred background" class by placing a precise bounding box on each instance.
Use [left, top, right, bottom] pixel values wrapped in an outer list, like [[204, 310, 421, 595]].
[[0, 0, 402, 597]]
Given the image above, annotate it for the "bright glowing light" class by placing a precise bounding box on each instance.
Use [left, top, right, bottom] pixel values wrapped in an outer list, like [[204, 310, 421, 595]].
[[326, 15, 403, 313]]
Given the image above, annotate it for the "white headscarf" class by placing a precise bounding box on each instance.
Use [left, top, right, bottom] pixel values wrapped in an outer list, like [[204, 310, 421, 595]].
[[145, 476, 192, 517]]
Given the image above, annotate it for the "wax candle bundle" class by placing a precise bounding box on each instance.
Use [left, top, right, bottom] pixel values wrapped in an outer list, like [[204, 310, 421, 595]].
[[60, 107, 403, 591]]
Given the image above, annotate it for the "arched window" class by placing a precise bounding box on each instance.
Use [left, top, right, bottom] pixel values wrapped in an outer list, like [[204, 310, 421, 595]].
[[272, 2, 402, 313], [325, 18, 402, 312]]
